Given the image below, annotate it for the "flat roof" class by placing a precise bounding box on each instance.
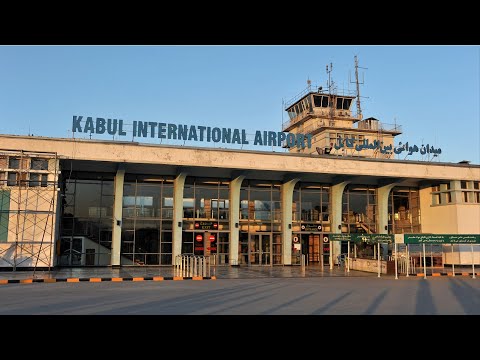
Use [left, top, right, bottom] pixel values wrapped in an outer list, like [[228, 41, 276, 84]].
[[1, 134, 479, 186]]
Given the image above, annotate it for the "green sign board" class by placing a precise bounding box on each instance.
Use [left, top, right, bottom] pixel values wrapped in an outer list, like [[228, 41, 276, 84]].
[[351, 234, 394, 244], [404, 234, 480, 244], [329, 234, 352, 242], [328, 234, 394, 243]]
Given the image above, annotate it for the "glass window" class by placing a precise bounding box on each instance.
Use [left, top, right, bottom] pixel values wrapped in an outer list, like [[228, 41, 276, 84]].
[[29, 173, 40, 187], [342, 185, 377, 233], [343, 99, 352, 110], [322, 96, 329, 107], [31, 158, 48, 170], [7, 172, 17, 186], [28, 174, 48, 187], [8, 158, 20, 169], [336, 98, 343, 109]]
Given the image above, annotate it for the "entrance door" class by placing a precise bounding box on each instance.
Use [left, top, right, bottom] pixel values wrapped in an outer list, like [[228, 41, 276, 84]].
[[250, 233, 271, 266], [59, 237, 83, 266], [306, 234, 321, 264]]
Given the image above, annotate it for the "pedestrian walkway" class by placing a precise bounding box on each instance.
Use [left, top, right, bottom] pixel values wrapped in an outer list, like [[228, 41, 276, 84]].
[[0, 265, 376, 282], [0, 265, 477, 284]]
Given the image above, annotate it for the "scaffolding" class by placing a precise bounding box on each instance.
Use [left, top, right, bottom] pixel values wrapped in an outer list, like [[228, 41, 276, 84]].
[[0, 149, 59, 272]]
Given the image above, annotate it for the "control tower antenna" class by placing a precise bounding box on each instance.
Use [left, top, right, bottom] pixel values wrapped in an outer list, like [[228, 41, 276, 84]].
[[350, 55, 367, 120], [326, 63, 333, 92], [326, 63, 335, 124]]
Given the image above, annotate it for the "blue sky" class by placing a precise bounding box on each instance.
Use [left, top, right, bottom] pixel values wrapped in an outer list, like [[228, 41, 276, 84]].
[[0, 45, 478, 164]]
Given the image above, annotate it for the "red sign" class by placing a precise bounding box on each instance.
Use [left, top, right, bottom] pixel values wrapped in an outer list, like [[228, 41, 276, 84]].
[[209, 235, 216, 242], [195, 234, 203, 242], [194, 221, 218, 230]]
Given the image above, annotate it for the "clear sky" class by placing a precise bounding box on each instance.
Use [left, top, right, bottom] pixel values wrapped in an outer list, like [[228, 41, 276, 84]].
[[0, 45, 478, 164]]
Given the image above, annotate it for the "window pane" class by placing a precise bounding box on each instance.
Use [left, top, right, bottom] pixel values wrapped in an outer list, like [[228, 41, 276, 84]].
[[31, 158, 48, 170]]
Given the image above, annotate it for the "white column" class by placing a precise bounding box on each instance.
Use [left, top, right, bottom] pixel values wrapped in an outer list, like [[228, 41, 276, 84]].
[[229, 175, 245, 266], [378, 183, 396, 259], [331, 181, 349, 265], [172, 173, 187, 261], [111, 167, 125, 267], [281, 178, 300, 265]]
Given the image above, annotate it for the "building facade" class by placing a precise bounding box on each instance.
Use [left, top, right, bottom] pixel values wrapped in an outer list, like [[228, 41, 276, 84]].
[[0, 134, 479, 269]]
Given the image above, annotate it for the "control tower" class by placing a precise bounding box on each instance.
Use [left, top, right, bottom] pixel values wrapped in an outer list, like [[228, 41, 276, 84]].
[[282, 57, 402, 158]]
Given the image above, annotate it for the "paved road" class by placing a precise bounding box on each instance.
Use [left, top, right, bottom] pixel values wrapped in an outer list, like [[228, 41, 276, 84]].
[[0, 277, 479, 315]]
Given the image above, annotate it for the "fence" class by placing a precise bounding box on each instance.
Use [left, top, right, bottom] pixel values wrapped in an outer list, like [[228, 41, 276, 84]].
[[391, 255, 416, 275], [174, 254, 212, 277]]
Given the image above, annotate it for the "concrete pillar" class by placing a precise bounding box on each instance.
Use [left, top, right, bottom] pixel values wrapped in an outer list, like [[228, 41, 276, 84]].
[[449, 180, 460, 203], [229, 175, 245, 266], [377, 184, 396, 234], [111, 167, 125, 267], [172, 173, 187, 262], [330, 181, 350, 264], [377, 183, 397, 260], [282, 178, 300, 265]]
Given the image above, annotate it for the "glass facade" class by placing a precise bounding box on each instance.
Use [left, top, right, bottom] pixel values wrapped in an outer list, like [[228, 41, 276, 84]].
[[292, 183, 331, 265], [182, 178, 230, 265], [388, 187, 421, 234], [342, 185, 377, 234], [59, 174, 114, 266], [121, 175, 174, 265], [54, 166, 470, 269], [239, 180, 282, 265]]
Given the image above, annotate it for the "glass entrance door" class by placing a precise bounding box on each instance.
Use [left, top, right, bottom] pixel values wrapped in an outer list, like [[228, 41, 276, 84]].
[[307, 234, 321, 264], [250, 233, 271, 265]]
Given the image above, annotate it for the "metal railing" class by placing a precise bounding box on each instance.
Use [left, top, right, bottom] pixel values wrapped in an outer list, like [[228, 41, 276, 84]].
[[174, 254, 212, 277], [393, 255, 416, 275]]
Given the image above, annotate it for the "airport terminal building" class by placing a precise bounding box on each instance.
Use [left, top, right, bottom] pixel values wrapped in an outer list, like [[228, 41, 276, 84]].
[[1, 78, 479, 271]]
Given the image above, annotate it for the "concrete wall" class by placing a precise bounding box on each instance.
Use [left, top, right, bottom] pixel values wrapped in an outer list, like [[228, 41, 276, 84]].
[[420, 187, 480, 234], [349, 257, 389, 274], [1, 135, 478, 182], [456, 205, 480, 233], [444, 245, 480, 265]]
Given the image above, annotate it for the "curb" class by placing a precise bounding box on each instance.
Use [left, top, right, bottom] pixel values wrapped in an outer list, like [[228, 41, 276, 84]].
[[0, 275, 217, 285], [414, 272, 479, 277]]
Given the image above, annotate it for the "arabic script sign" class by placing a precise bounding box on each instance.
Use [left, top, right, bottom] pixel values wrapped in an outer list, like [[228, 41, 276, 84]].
[[404, 234, 480, 244], [329, 234, 394, 243], [333, 138, 442, 156]]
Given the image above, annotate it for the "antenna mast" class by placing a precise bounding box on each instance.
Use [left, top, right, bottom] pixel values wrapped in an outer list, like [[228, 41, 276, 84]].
[[353, 55, 364, 120], [326, 63, 335, 126]]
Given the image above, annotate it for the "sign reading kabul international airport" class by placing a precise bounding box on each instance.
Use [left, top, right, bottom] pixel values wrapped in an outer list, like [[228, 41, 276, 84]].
[[404, 234, 480, 244], [71, 116, 313, 150], [329, 234, 394, 243]]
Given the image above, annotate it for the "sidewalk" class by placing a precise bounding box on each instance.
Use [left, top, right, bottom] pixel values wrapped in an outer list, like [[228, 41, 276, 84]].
[[0, 265, 376, 282], [0, 265, 477, 284]]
